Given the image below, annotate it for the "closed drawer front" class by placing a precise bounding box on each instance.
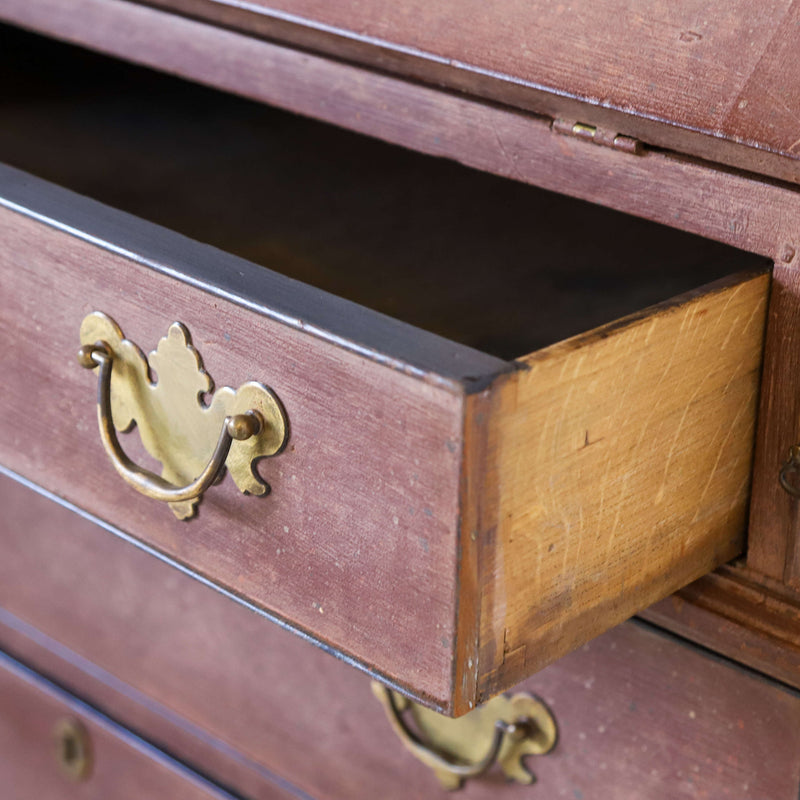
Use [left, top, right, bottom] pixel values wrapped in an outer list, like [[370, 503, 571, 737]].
[[0, 653, 238, 799], [0, 27, 770, 713], [2, 477, 800, 800]]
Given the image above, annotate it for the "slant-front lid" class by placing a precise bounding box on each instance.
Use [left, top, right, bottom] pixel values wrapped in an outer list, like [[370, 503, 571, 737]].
[[148, 0, 800, 183]]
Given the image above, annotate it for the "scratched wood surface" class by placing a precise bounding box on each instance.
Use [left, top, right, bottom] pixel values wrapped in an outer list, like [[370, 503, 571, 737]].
[[0, 167, 769, 712], [0, 653, 236, 799], [6, 0, 800, 183], [3, 2, 800, 268], [0, 192, 769, 713], [2, 475, 800, 800], [474, 271, 771, 699]]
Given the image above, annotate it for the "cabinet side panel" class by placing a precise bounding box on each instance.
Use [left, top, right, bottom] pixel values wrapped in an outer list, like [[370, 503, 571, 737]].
[[477, 270, 769, 699], [748, 263, 800, 583]]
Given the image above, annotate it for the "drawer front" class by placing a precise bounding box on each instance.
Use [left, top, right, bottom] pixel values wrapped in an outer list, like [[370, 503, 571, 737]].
[[0, 652, 237, 799], [0, 164, 498, 708], [2, 476, 799, 800]]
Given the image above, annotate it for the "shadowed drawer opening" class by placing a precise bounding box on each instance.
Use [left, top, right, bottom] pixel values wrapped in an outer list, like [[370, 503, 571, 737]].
[[0, 23, 767, 358]]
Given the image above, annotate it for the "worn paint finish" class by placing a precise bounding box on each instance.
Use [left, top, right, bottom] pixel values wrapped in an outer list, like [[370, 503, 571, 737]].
[[3, 0, 800, 266], [66, 0, 800, 183], [0, 20, 783, 711], [0, 205, 464, 707], [0, 652, 235, 799], [0, 195, 770, 711]]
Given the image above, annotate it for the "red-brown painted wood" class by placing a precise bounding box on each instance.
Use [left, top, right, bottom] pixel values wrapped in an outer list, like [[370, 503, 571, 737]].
[[0, 48, 772, 710], [0, 476, 302, 800], [2, 8, 797, 721], [749, 264, 800, 585], [0, 29, 749, 362], [0, 651, 236, 800], [2, 0, 800, 265], [0, 200, 465, 709], [0, 174, 771, 714], [2, 473, 800, 800], [7, 0, 800, 183]]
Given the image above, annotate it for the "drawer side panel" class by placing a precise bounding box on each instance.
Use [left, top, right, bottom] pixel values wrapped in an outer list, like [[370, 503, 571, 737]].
[[476, 270, 770, 699]]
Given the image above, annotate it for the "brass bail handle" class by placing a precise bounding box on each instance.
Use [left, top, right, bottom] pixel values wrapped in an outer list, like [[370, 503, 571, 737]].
[[371, 682, 557, 791], [780, 444, 800, 497], [379, 686, 518, 783], [79, 342, 262, 504], [77, 312, 289, 520]]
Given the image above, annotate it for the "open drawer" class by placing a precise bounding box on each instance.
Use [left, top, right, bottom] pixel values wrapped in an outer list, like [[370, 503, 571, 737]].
[[0, 26, 770, 714]]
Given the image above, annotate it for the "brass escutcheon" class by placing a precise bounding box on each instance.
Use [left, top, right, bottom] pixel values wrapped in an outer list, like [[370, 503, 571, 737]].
[[53, 718, 92, 781], [371, 682, 557, 790], [78, 312, 289, 519], [780, 444, 800, 497]]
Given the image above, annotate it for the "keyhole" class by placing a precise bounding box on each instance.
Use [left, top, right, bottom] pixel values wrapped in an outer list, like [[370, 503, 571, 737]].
[[62, 732, 78, 764], [53, 718, 92, 781]]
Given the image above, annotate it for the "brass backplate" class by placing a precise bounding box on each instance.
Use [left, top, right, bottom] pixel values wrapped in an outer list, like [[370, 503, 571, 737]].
[[373, 682, 557, 790], [80, 312, 288, 519]]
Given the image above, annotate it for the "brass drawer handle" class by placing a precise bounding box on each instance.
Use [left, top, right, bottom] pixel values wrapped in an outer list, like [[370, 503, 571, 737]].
[[371, 682, 557, 791], [78, 312, 288, 519], [79, 341, 259, 501], [780, 444, 800, 497]]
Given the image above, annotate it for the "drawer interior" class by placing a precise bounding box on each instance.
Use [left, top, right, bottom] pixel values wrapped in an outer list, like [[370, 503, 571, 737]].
[[0, 23, 768, 360]]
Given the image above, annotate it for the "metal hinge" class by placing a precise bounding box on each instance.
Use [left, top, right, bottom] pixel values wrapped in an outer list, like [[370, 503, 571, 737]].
[[552, 118, 643, 155]]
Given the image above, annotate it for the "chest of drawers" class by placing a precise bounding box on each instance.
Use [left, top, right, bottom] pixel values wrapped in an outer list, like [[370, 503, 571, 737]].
[[2, 3, 800, 797]]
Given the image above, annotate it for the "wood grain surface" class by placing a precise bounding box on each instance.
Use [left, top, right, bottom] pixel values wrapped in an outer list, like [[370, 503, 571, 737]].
[[0, 40, 775, 710], [0, 199, 465, 709], [0, 25, 753, 362], [0, 651, 237, 800], [748, 264, 800, 585], [3, 1, 800, 264], [0, 21, 782, 710], [642, 564, 800, 692], [2, 474, 800, 800], [475, 271, 771, 698], [6, 0, 800, 183]]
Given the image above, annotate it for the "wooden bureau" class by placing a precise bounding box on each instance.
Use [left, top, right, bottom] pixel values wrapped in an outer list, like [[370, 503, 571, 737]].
[[1, 3, 800, 797]]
